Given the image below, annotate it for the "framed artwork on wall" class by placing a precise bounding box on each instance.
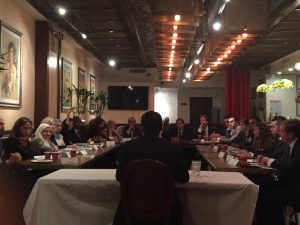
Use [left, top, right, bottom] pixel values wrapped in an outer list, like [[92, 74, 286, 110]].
[[89, 74, 96, 113], [78, 67, 87, 89], [0, 21, 22, 108], [61, 58, 72, 111]]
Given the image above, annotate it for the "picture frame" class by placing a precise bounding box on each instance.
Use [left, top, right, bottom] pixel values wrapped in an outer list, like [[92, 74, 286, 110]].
[[61, 58, 72, 111], [0, 21, 22, 108], [89, 74, 96, 113], [78, 67, 87, 89]]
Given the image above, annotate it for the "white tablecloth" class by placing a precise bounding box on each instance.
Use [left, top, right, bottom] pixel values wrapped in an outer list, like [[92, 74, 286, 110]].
[[23, 169, 258, 225]]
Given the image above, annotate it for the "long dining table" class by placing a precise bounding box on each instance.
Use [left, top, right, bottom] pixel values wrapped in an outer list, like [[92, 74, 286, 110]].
[[23, 169, 259, 225]]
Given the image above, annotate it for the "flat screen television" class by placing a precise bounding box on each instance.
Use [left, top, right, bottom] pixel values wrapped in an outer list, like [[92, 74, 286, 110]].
[[108, 86, 149, 110]]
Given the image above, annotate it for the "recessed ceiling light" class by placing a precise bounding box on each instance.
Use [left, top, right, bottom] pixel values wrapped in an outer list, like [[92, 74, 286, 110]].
[[182, 78, 186, 83], [173, 25, 178, 30], [194, 59, 200, 64], [224, 54, 228, 58], [172, 40, 176, 44], [108, 59, 116, 67], [171, 50, 175, 54], [227, 50, 231, 54], [277, 71, 282, 75], [237, 39, 242, 44], [242, 33, 248, 38], [225, 0, 230, 2], [174, 15, 181, 21], [173, 33, 178, 38], [207, 67, 211, 72], [58, 7, 66, 16], [295, 62, 300, 71], [231, 45, 236, 49], [288, 68, 294, 72], [109, 30, 114, 33], [81, 33, 87, 39], [213, 21, 221, 31], [172, 46, 175, 49], [169, 68, 172, 71], [185, 72, 191, 78]]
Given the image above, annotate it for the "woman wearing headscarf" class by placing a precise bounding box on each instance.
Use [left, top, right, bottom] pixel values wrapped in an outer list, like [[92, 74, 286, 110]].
[[30, 123, 58, 155]]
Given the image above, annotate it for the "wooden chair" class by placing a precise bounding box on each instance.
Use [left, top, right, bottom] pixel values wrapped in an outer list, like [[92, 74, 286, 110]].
[[120, 160, 175, 225]]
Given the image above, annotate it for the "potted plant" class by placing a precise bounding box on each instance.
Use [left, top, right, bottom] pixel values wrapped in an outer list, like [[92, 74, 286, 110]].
[[90, 90, 107, 117], [67, 84, 93, 117]]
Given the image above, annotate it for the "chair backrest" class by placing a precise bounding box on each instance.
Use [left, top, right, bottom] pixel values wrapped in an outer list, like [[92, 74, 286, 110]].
[[121, 159, 175, 225]]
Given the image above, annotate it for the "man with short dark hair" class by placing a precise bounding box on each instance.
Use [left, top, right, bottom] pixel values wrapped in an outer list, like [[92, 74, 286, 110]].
[[256, 119, 300, 225], [114, 111, 189, 225], [219, 117, 243, 145], [197, 114, 214, 138]]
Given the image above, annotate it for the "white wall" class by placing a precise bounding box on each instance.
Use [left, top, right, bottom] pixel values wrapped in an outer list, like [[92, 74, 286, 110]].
[[154, 88, 178, 123]]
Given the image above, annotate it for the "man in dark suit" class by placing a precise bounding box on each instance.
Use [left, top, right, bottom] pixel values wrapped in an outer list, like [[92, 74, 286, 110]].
[[256, 119, 300, 225], [197, 114, 215, 138], [114, 111, 189, 225], [121, 116, 142, 138], [169, 118, 197, 142]]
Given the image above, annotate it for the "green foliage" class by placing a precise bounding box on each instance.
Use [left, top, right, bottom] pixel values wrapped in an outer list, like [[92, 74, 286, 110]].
[[89, 90, 108, 117]]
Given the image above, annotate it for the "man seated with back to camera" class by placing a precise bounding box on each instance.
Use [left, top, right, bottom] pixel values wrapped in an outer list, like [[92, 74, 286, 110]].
[[114, 111, 189, 225]]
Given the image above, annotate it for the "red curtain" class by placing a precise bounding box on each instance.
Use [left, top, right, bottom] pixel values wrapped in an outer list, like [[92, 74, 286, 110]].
[[225, 67, 251, 119]]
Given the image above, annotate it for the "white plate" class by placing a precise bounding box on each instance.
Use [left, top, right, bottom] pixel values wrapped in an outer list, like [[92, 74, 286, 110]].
[[30, 159, 53, 163]]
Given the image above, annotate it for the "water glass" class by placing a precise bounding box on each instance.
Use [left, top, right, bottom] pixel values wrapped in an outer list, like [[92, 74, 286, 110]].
[[191, 160, 201, 176]]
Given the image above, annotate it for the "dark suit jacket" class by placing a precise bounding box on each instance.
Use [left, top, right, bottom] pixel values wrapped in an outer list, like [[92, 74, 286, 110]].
[[2, 136, 34, 161], [121, 125, 142, 138], [197, 125, 215, 137], [116, 136, 189, 182], [114, 135, 189, 225], [268, 138, 288, 159], [271, 139, 300, 186], [169, 126, 197, 141]]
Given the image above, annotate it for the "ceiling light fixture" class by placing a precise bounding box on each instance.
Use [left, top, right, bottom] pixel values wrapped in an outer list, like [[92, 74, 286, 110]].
[[109, 30, 114, 33], [288, 68, 294, 72], [58, 7, 66, 16], [173, 25, 178, 30], [194, 59, 200, 64], [213, 21, 221, 31], [81, 33, 87, 39], [207, 67, 211, 72], [171, 46, 175, 49], [242, 33, 248, 38], [227, 50, 231, 54], [108, 59, 116, 67], [172, 40, 176, 44], [237, 39, 242, 44], [169, 68, 172, 71], [197, 43, 205, 54], [182, 78, 186, 83], [277, 71, 282, 75], [295, 62, 300, 71], [231, 44, 236, 49], [173, 33, 178, 38], [174, 15, 181, 21], [185, 72, 191, 78]]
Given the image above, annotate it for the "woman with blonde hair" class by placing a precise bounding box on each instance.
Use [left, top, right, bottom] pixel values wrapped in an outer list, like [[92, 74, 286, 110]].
[[30, 123, 58, 155]]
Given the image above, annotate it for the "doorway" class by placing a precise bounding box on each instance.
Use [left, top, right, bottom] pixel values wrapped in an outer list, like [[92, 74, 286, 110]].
[[190, 97, 213, 128]]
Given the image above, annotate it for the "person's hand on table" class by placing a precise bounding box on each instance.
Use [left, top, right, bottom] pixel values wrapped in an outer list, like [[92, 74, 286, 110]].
[[238, 151, 251, 160], [170, 137, 179, 144], [257, 155, 264, 164], [8, 153, 22, 163], [261, 156, 269, 165]]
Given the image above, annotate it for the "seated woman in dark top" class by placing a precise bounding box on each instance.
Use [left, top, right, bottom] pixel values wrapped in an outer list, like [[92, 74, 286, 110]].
[[88, 117, 108, 142], [2, 117, 34, 163], [245, 122, 275, 156], [30, 123, 58, 155]]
